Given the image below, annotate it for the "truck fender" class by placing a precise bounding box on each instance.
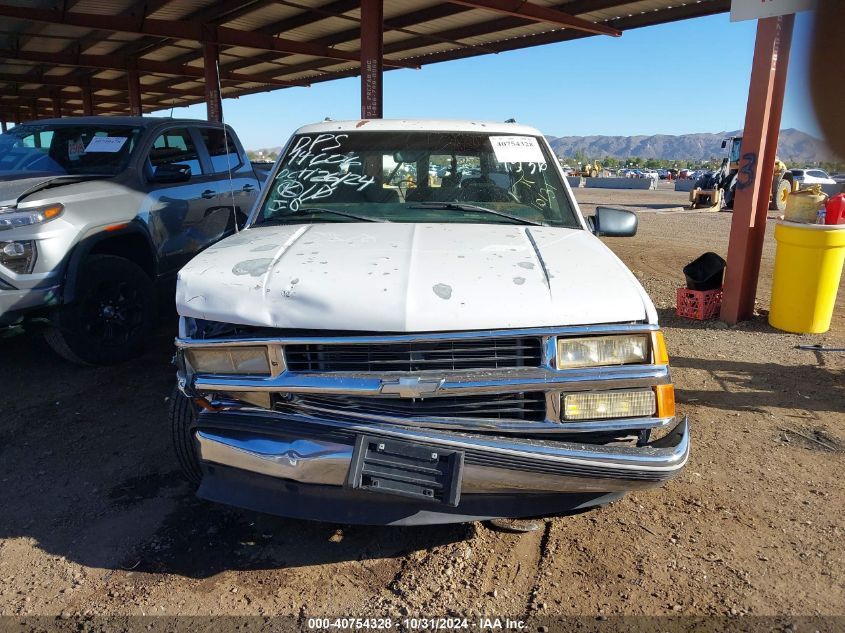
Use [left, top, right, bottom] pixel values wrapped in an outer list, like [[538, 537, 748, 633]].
[[62, 221, 156, 305]]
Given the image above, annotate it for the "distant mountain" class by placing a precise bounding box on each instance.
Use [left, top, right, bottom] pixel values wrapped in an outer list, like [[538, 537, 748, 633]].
[[250, 129, 835, 165], [545, 129, 834, 165]]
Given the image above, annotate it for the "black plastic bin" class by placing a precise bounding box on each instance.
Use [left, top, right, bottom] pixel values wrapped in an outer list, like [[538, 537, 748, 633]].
[[683, 252, 726, 291]]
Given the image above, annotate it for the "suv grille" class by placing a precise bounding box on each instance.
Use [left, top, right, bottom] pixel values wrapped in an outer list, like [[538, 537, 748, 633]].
[[276, 392, 546, 422], [284, 338, 542, 373]]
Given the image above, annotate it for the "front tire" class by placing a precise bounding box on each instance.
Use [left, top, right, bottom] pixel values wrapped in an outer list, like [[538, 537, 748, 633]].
[[44, 254, 155, 365], [170, 387, 202, 486], [771, 178, 791, 212]]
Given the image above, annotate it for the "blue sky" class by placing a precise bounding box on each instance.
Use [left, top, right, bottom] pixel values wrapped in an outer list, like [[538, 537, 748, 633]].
[[153, 10, 819, 151]]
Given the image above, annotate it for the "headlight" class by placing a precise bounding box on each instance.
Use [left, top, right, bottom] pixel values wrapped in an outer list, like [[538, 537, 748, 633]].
[[0, 240, 37, 274], [184, 346, 270, 375], [563, 389, 656, 421], [0, 203, 64, 230], [556, 335, 649, 369]]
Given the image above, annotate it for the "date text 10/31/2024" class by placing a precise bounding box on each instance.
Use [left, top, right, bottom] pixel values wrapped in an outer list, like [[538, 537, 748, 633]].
[[306, 617, 528, 630]]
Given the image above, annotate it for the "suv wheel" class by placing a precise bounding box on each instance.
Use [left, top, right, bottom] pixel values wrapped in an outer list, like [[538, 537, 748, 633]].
[[44, 254, 155, 365], [170, 386, 202, 486]]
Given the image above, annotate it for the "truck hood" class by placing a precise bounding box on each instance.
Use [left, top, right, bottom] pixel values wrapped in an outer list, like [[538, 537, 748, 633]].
[[0, 173, 109, 207], [176, 223, 652, 331]]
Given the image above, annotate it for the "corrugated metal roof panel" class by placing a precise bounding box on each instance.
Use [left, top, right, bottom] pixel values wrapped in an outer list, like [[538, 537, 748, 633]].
[[148, 0, 219, 21], [221, 3, 307, 32], [0, 0, 729, 117]]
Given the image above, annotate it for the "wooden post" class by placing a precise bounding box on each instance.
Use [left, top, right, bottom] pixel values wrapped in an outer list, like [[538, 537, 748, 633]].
[[721, 15, 794, 324], [203, 40, 223, 122], [360, 0, 383, 119]]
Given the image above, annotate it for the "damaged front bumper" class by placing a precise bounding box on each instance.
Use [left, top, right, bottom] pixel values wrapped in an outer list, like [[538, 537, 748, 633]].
[[190, 408, 689, 525]]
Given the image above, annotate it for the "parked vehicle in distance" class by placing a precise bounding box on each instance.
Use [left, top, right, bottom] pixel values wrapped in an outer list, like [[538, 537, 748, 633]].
[[0, 116, 260, 364], [790, 168, 836, 186], [831, 173, 845, 184], [250, 159, 275, 182], [170, 119, 689, 525]]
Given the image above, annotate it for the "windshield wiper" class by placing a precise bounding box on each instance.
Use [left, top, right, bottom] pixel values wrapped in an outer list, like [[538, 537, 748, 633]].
[[262, 207, 385, 224], [409, 202, 545, 226]]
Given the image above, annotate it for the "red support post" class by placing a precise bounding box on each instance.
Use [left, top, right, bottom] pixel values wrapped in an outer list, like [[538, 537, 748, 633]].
[[51, 92, 61, 117], [30, 98, 39, 120], [127, 63, 142, 116], [1, 120, 6, 133], [360, 0, 383, 119], [203, 40, 223, 123], [82, 78, 94, 115], [721, 15, 794, 324]]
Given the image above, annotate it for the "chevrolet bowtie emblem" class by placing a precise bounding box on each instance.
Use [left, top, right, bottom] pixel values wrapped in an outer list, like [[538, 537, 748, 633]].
[[379, 377, 444, 398]]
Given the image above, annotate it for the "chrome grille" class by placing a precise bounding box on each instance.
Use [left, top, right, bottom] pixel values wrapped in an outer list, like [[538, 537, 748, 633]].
[[284, 338, 542, 373], [276, 392, 547, 422]]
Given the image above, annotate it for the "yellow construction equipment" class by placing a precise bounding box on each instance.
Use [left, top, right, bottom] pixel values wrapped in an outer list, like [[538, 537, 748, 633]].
[[571, 160, 603, 178], [689, 136, 794, 211]]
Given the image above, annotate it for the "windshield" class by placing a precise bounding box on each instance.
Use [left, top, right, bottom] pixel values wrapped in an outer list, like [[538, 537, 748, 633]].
[[254, 130, 580, 228], [0, 124, 142, 176]]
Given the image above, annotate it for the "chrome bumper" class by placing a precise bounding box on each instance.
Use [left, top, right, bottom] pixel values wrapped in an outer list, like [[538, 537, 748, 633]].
[[194, 410, 689, 495]]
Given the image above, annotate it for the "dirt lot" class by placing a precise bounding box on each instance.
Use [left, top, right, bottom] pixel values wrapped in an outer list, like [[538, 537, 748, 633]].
[[1, 182, 843, 626]]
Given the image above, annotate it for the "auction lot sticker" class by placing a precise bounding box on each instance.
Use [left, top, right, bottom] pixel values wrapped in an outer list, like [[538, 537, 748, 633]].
[[85, 136, 128, 153], [489, 136, 545, 164]]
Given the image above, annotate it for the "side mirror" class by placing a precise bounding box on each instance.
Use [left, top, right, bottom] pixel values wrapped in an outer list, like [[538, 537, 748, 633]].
[[151, 163, 191, 183], [721, 140, 728, 149], [589, 206, 638, 237]]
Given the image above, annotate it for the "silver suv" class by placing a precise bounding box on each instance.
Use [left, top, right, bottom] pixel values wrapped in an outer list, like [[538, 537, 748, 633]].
[[0, 116, 260, 364]]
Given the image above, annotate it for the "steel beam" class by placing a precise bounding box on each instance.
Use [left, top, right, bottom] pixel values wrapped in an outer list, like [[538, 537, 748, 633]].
[[81, 78, 94, 115], [0, 72, 208, 97], [203, 40, 223, 123], [721, 15, 794, 324], [0, 49, 306, 87], [127, 63, 142, 116], [383, 1, 729, 65], [445, 0, 620, 36], [360, 0, 383, 119], [0, 4, 418, 69], [51, 92, 61, 117], [1, 120, 6, 132]]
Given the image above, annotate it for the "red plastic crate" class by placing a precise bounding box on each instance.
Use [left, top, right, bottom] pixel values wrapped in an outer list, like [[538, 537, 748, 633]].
[[676, 287, 723, 320]]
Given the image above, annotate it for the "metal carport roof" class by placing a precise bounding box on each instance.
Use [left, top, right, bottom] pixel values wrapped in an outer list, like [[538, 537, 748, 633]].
[[0, 0, 729, 122]]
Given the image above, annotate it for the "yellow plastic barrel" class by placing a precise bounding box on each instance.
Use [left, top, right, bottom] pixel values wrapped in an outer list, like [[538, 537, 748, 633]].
[[769, 221, 845, 333]]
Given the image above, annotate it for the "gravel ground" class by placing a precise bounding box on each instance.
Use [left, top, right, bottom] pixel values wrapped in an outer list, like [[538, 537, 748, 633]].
[[1, 182, 842, 626]]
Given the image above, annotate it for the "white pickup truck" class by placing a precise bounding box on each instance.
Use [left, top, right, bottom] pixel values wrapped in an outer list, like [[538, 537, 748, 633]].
[[170, 119, 688, 525]]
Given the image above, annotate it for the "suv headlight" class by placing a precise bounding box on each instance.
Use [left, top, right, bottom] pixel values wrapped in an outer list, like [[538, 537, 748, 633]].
[[184, 346, 270, 375], [0, 240, 37, 274], [0, 203, 64, 230]]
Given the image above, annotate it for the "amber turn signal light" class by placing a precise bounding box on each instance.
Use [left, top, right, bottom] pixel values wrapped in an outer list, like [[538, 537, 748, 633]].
[[655, 384, 675, 418], [651, 331, 669, 365]]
